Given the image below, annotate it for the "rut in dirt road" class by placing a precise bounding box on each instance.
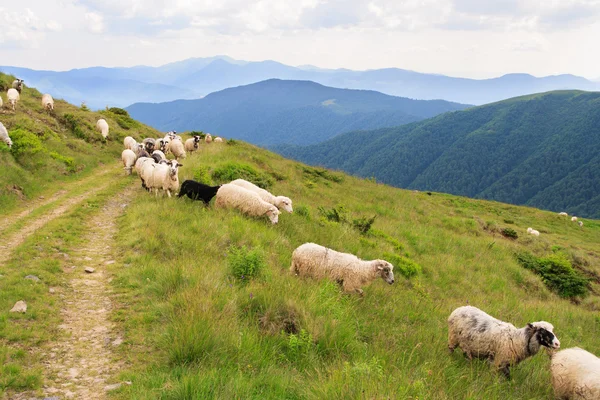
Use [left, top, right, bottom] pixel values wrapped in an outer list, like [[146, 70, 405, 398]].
[[37, 185, 135, 399]]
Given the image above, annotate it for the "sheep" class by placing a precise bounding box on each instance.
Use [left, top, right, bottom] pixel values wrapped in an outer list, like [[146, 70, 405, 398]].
[[184, 136, 201, 153], [205, 134, 213, 143], [578, 221, 584, 228], [121, 149, 137, 175], [551, 347, 600, 400], [289, 243, 395, 295], [155, 138, 166, 152], [0, 122, 12, 148], [230, 179, 293, 213], [152, 149, 166, 162], [7, 88, 19, 111], [124, 136, 137, 150], [559, 212, 568, 216], [214, 137, 223, 143], [527, 227, 540, 236], [12, 79, 24, 93], [572, 217, 578, 222], [136, 144, 150, 158], [135, 157, 155, 189], [214, 183, 280, 224], [142, 138, 156, 153], [0, 94, 3, 108], [169, 138, 186, 160], [41, 94, 54, 111], [447, 305, 560, 378], [96, 119, 109, 139], [143, 159, 183, 197], [178, 180, 221, 204]]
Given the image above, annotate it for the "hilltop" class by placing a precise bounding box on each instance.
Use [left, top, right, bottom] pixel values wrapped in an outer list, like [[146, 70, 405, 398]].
[[278, 90, 600, 218], [126, 79, 468, 146], [1, 76, 599, 399]]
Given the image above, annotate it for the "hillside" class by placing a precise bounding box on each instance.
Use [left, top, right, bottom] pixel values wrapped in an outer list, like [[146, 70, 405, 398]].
[[126, 79, 468, 146], [278, 90, 600, 218], [3, 56, 599, 106]]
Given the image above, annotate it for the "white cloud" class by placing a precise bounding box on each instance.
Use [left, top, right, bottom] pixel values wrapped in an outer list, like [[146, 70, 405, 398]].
[[85, 11, 105, 33]]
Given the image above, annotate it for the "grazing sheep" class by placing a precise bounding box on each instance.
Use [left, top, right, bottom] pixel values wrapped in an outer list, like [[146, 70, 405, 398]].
[[0, 94, 3, 108], [0, 122, 12, 148], [527, 227, 540, 237], [155, 138, 166, 152], [551, 347, 600, 400], [7, 88, 19, 111], [572, 217, 578, 222], [121, 149, 137, 175], [178, 180, 221, 204], [41, 94, 54, 111], [96, 119, 109, 139], [230, 179, 293, 213], [142, 138, 156, 153], [124, 136, 137, 150], [447, 305, 560, 378], [215, 183, 280, 224], [559, 212, 568, 216], [135, 157, 155, 189], [184, 136, 201, 153], [290, 243, 395, 295], [578, 221, 584, 228], [12, 79, 24, 93], [214, 137, 223, 143], [152, 149, 166, 162], [205, 134, 213, 143], [143, 159, 183, 197], [169, 138, 186, 160]]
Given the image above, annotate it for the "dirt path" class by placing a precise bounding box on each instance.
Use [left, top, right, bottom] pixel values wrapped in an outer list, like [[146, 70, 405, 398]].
[[36, 185, 134, 399]]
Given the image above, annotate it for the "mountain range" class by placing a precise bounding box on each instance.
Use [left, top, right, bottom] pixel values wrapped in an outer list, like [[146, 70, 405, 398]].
[[276, 90, 600, 218], [2, 56, 598, 108], [126, 79, 469, 146]]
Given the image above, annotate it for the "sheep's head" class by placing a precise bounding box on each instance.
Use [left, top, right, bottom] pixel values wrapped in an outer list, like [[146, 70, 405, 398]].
[[527, 322, 560, 352], [169, 161, 183, 177], [526, 227, 533, 233], [276, 196, 293, 213], [266, 206, 280, 224], [194, 135, 201, 143], [375, 260, 395, 284]]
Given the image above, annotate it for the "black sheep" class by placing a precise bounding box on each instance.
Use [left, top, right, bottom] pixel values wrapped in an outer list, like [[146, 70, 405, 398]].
[[178, 180, 221, 204]]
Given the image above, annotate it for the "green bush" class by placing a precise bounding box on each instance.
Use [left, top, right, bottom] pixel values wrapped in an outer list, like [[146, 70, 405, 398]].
[[352, 215, 377, 235], [318, 205, 348, 223], [300, 165, 344, 183], [61, 114, 86, 140], [228, 246, 266, 283], [383, 253, 422, 278], [189, 131, 206, 139], [107, 107, 129, 116], [516, 252, 589, 298], [295, 205, 311, 219], [211, 162, 273, 189], [49, 152, 76, 173], [501, 227, 518, 239], [10, 128, 44, 156], [193, 165, 212, 185]]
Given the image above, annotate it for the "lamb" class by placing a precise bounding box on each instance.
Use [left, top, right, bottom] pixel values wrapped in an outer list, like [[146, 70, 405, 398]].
[[205, 134, 213, 143], [41, 94, 54, 111], [178, 180, 221, 204], [230, 179, 293, 213], [447, 305, 560, 378], [0, 122, 12, 148], [142, 138, 156, 153], [96, 119, 109, 139], [184, 136, 201, 153], [527, 227, 540, 236], [12, 79, 24, 93], [559, 212, 568, 216], [289, 243, 395, 295], [143, 159, 183, 197], [214, 183, 280, 224], [214, 137, 223, 143], [124, 136, 137, 150], [169, 138, 186, 160], [121, 149, 137, 175], [572, 217, 578, 222], [7, 88, 19, 111], [551, 347, 600, 400]]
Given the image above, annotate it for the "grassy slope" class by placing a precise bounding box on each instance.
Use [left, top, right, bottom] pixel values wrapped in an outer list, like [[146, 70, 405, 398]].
[[109, 141, 599, 399]]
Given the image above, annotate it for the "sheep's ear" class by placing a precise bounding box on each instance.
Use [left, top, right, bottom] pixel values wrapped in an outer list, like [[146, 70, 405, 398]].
[[527, 323, 536, 330]]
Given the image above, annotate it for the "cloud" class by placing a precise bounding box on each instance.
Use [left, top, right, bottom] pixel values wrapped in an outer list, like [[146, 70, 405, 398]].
[[0, 7, 62, 48], [85, 11, 105, 33]]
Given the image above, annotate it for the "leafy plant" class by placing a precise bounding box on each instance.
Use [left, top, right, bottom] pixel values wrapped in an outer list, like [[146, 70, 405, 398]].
[[227, 245, 266, 283], [501, 228, 518, 240], [295, 205, 311, 219], [10, 128, 43, 156], [211, 162, 273, 189], [352, 215, 377, 235], [384, 253, 422, 278], [318, 205, 348, 223]]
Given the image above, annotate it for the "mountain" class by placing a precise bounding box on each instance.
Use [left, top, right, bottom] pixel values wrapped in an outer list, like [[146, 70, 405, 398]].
[[126, 79, 469, 146], [277, 90, 600, 218], [3, 56, 598, 109]]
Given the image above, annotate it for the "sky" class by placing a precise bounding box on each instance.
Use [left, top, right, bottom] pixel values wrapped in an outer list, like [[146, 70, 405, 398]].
[[2, 0, 600, 79]]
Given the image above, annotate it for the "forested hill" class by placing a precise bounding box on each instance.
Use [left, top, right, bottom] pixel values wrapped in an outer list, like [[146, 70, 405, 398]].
[[126, 79, 469, 146], [277, 90, 600, 218]]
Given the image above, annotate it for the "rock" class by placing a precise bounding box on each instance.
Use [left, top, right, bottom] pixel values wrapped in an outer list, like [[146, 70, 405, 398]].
[[105, 260, 115, 265], [112, 337, 123, 346], [49, 288, 56, 294], [10, 300, 27, 313], [25, 275, 41, 282], [104, 383, 122, 391], [85, 267, 95, 273], [84, 256, 93, 261], [43, 397, 60, 400]]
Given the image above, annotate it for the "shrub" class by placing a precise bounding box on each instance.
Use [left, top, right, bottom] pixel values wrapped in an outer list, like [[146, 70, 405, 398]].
[[228, 246, 266, 283], [285, 329, 314, 363], [300, 165, 344, 183], [318, 205, 348, 223], [189, 131, 206, 139], [211, 162, 273, 189], [10, 128, 44, 156], [193, 165, 212, 185], [501, 227, 518, 240], [80, 102, 90, 111], [352, 215, 376, 235], [384, 253, 422, 278], [295, 205, 311, 219], [516, 252, 588, 298], [61, 114, 86, 140], [107, 107, 129, 116], [226, 139, 238, 146], [49, 151, 76, 173]]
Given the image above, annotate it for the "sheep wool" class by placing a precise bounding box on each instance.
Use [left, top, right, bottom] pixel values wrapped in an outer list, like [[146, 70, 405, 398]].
[[0, 122, 12, 148], [205, 134, 213, 143], [184, 136, 201, 152], [527, 227, 540, 236], [12, 79, 24, 93], [169, 139, 186, 160], [559, 212, 568, 216], [0, 94, 3, 108], [178, 180, 221, 204], [121, 149, 137, 175], [290, 243, 395, 295], [551, 347, 600, 400], [215, 183, 280, 224], [7, 88, 19, 111], [96, 119, 109, 139], [448, 305, 560, 378], [572, 216, 579, 222], [124, 136, 137, 151], [214, 137, 223, 143], [230, 179, 293, 213], [41, 94, 54, 111]]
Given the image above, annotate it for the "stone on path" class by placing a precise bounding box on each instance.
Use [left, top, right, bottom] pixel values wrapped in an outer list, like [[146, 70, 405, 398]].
[[104, 383, 122, 391], [25, 275, 41, 282], [10, 300, 27, 313], [105, 260, 115, 265], [85, 267, 95, 273]]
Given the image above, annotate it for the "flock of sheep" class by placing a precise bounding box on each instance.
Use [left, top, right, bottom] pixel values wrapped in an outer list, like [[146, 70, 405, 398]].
[[527, 213, 584, 237], [1, 77, 598, 398]]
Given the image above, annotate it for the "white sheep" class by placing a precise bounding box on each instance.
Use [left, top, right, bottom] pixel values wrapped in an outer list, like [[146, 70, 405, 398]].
[[124, 136, 137, 150], [184, 136, 201, 153], [142, 138, 156, 153], [0, 94, 3, 108], [214, 137, 223, 143], [559, 212, 568, 216], [96, 119, 109, 139], [135, 156, 154, 177], [230, 179, 293, 213], [289, 243, 395, 295], [527, 227, 540, 236], [7, 88, 19, 111], [152, 149, 166, 161], [551, 347, 600, 400], [448, 305, 560, 378], [214, 183, 280, 224], [0, 122, 12, 148], [12, 79, 24, 93], [41, 94, 54, 111], [572, 217, 578, 222], [205, 134, 213, 143], [578, 221, 584, 228], [121, 149, 137, 175], [143, 159, 183, 197], [169, 138, 186, 160]]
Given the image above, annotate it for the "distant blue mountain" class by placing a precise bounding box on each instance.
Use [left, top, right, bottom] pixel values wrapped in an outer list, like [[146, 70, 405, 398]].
[[126, 79, 470, 146], [2, 56, 598, 108]]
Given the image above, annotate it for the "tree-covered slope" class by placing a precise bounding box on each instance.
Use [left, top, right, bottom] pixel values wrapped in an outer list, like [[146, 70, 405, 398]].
[[126, 79, 469, 146], [277, 90, 600, 218]]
